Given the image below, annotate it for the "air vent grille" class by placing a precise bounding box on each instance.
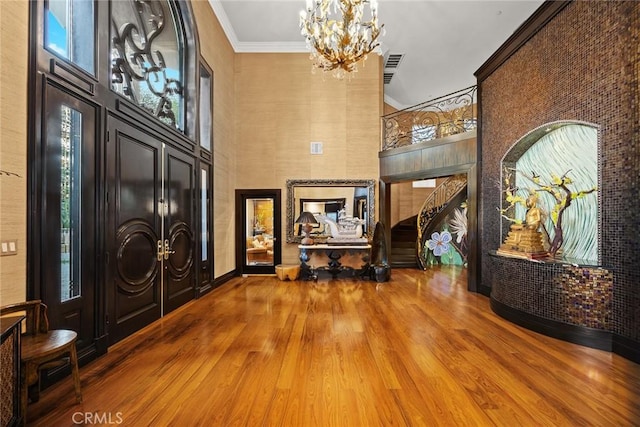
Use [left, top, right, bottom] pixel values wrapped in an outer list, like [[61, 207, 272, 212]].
[[385, 53, 404, 69], [383, 73, 394, 84]]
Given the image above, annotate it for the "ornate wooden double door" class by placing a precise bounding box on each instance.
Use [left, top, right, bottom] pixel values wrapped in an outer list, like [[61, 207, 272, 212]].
[[30, 0, 211, 364], [106, 118, 196, 343]]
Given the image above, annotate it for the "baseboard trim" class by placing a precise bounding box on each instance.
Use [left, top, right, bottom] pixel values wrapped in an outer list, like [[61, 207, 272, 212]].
[[613, 334, 640, 364], [213, 270, 236, 288], [477, 284, 491, 297], [490, 297, 612, 351]]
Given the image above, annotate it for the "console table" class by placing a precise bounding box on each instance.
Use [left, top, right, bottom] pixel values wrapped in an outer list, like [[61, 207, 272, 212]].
[[298, 244, 371, 279]]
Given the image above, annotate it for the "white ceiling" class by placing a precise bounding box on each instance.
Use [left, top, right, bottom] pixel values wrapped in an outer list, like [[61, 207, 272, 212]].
[[208, 0, 544, 109]]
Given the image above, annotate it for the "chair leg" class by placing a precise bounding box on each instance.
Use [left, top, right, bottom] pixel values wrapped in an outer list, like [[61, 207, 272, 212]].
[[28, 381, 40, 403], [69, 344, 82, 403], [20, 369, 28, 427]]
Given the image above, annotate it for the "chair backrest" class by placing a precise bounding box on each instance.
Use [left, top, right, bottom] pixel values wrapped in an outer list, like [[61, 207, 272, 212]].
[[0, 300, 49, 335]]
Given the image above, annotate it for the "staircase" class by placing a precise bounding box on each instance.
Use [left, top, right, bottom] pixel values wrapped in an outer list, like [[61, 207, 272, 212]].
[[389, 175, 468, 270], [417, 175, 467, 269], [390, 216, 418, 268]]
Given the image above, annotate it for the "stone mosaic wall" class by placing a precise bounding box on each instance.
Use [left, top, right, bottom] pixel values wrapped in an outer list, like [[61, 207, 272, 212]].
[[490, 255, 612, 330], [556, 265, 613, 329], [479, 1, 639, 342]]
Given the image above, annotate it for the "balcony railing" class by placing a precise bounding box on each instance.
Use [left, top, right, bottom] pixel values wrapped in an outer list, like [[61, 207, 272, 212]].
[[381, 86, 477, 151]]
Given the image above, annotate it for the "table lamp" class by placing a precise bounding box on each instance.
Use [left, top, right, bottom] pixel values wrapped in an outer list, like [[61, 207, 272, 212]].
[[295, 211, 318, 245]]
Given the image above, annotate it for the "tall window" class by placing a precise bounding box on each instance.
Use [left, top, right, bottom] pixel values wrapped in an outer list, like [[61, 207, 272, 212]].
[[59, 105, 83, 301], [45, 0, 95, 74], [110, 0, 184, 130], [201, 168, 208, 261], [199, 64, 212, 151]]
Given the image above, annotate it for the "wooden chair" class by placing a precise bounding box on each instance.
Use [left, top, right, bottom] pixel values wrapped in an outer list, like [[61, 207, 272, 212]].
[[0, 300, 82, 425]]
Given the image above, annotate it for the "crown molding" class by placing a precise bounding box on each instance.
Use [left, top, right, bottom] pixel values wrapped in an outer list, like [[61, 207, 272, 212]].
[[383, 94, 406, 111], [207, 0, 308, 53], [207, 0, 240, 49], [235, 41, 308, 53]]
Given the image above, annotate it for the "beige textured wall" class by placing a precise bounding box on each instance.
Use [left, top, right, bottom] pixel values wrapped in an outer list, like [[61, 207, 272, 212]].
[[192, 1, 238, 278], [390, 179, 447, 228], [383, 103, 398, 116], [0, 1, 383, 288], [234, 53, 383, 264], [0, 0, 29, 305]]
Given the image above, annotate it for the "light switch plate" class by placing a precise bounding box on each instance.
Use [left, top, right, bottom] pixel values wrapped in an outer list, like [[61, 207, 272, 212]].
[[310, 141, 323, 155], [0, 240, 18, 256]]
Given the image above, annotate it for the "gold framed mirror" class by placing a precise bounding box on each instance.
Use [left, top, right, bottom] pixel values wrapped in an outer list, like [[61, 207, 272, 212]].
[[286, 179, 375, 243]]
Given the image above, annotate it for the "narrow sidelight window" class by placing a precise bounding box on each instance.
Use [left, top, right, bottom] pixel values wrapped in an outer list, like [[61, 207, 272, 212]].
[[199, 64, 212, 151], [201, 168, 208, 262], [60, 105, 83, 301]]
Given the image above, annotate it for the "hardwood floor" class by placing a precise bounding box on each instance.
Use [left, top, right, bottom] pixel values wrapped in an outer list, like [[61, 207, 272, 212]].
[[28, 267, 640, 426]]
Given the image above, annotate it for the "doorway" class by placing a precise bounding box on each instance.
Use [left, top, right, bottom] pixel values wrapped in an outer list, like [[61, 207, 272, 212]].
[[36, 83, 98, 357], [106, 118, 196, 343], [235, 190, 282, 275]]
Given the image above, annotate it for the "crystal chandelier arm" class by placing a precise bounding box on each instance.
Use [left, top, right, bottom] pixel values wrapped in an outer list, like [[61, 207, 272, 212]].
[[300, 0, 383, 77]]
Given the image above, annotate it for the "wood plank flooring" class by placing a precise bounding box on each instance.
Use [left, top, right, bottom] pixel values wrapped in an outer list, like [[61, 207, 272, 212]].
[[28, 267, 640, 426]]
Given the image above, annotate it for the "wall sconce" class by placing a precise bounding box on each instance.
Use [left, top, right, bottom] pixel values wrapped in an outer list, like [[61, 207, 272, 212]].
[[295, 211, 318, 245]]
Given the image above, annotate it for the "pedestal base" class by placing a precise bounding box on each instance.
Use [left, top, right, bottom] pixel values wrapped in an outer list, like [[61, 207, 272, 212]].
[[298, 244, 371, 279], [496, 248, 549, 260], [499, 224, 548, 259], [275, 264, 300, 281]]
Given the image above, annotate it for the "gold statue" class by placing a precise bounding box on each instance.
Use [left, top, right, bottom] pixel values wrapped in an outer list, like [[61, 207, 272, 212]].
[[497, 192, 549, 259], [525, 193, 542, 230]]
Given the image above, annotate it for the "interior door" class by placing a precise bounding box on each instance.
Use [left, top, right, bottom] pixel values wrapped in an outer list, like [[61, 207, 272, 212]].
[[106, 118, 195, 343], [107, 119, 163, 343], [163, 147, 196, 313], [236, 190, 282, 275], [40, 83, 97, 354]]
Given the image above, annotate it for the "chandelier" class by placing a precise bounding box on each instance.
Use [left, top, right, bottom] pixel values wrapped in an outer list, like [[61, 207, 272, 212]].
[[299, 0, 383, 78]]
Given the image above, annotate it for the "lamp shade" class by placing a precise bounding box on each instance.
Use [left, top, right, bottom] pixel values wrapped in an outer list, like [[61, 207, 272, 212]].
[[295, 211, 318, 224], [296, 211, 318, 245]]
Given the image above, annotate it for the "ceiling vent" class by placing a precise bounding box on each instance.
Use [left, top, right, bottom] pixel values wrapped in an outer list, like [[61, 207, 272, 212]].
[[383, 72, 394, 84], [384, 53, 404, 69]]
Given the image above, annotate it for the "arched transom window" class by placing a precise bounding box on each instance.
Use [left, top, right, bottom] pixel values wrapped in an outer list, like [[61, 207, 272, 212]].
[[110, 0, 185, 130]]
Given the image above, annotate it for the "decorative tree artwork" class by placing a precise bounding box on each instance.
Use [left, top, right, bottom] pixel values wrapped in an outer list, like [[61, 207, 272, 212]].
[[498, 167, 597, 259], [498, 122, 599, 263]]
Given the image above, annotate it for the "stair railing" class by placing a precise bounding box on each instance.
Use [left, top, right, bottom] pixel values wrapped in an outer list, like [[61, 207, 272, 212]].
[[416, 175, 467, 268], [381, 86, 477, 151]]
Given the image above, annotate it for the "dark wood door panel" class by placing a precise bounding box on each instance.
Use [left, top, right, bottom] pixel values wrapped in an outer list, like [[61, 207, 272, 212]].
[[107, 118, 197, 340], [113, 218, 160, 331], [107, 120, 162, 343], [164, 149, 195, 313], [115, 220, 159, 292]]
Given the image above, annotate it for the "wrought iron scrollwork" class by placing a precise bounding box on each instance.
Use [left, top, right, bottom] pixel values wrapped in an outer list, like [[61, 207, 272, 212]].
[[416, 175, 468, 269], [381, 86, 477, 150], [111, 0, 183, 129], [417, 175, 467, 238]]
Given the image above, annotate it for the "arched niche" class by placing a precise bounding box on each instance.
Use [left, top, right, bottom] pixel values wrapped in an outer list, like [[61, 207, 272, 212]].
[[500, 121, 600, 264]]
